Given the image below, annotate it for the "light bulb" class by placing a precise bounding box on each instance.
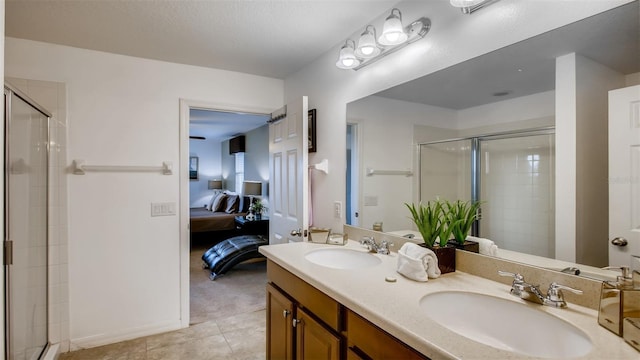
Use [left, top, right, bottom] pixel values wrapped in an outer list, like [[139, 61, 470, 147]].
[[360, 46, 374, 56]]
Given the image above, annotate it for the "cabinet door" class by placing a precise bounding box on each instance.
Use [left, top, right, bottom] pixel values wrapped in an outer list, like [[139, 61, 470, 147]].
[[295, 308, 341, 360], [267, 284, 294, 360]]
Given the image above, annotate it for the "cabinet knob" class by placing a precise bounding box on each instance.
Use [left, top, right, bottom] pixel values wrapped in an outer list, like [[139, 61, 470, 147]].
[[283, 310, 290, 318], [292, 318, 302, 327]]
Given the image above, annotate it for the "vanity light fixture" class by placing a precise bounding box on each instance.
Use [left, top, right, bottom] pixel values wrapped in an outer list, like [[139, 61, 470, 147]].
[[336, 8, 431, 71], [450, 0, 500, 14]]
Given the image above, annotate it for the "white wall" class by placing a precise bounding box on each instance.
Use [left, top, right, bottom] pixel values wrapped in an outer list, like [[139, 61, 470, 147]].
[[347, 96, 456, 231], [189, 137, 223, 208], [574, 55, 625, 266], [5, 37, 283, 348], [284, 0, 630, 233]]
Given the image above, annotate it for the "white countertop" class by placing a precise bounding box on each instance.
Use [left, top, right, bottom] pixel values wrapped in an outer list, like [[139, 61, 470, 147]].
[[259, 240, 637, 360]]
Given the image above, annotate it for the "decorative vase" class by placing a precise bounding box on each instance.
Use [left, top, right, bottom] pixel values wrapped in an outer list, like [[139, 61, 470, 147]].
[[255, 213, 262, 220], [447, 240, 479, 253], [418, 243, 456, 274]]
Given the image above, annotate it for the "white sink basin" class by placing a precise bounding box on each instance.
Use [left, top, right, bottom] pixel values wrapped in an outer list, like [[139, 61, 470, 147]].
[[419, 291, 592, 358], [304, 248, 381, 269]]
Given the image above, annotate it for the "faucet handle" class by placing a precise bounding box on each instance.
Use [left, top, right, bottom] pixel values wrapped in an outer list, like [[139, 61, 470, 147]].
[[545, 282, 582, 308], [548, 282, 583, 296], [498, 271, 524, 282], [377, 240, 394, 255], [360, 235, 374, 244]]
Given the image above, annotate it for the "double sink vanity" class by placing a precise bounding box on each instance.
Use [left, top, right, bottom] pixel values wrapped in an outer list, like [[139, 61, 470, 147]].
[[259, 227, 637, 359]]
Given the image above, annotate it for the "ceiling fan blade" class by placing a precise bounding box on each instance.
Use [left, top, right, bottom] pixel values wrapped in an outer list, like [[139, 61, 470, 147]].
[[189, 136, 206, 140]]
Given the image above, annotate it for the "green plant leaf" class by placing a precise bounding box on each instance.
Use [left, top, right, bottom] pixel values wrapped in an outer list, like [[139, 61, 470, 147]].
[[405, 200, 444, 248]]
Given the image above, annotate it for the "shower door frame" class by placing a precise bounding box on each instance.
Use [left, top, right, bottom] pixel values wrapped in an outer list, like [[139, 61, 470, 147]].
[[4, 83, 52, 360], [418, 126, 555, 236]]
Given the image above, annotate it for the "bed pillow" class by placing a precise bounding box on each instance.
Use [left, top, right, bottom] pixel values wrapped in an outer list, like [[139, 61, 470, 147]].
[[209, 193, 227, 212], [225, 195, 240, 213]]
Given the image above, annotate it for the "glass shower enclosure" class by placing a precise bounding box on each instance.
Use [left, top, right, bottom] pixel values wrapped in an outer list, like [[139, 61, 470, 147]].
[[419, 129, 555, 257], [4, 85, 50, 360]]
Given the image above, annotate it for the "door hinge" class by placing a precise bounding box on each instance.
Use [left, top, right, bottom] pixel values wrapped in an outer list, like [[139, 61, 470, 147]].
[[4, 240, 13, 265]]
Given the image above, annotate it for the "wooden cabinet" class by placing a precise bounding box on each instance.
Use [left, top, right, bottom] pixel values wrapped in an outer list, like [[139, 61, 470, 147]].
[[266, 260, 428, 360], [267, 283, 294, 360], [346, 309, 429, 360], [267, 262, 342, 360]]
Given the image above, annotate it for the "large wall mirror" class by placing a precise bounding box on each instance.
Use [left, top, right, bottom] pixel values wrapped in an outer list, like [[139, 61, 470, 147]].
[[345, 1, 639, 277]]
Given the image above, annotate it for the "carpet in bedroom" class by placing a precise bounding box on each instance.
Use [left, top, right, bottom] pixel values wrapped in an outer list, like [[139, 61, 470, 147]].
[[190, 242, 267, 325]]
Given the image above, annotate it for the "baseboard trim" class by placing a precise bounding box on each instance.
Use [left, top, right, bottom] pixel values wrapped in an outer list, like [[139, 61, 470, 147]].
[[69, 320, 184, 351]]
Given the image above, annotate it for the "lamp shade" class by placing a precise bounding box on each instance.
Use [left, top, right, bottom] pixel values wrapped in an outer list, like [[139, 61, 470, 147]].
[[378, 8, 408, 46], [355, 26, 381, 58], [242, 181, 262, 196], [335, 40, 361, 69], [208, 180, 223, 190]]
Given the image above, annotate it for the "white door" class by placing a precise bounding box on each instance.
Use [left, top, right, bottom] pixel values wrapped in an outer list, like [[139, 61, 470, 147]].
[[269, 97, 309, 244], [609, 85, 640, 266]]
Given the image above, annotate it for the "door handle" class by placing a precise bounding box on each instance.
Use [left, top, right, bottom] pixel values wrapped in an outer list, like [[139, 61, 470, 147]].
[[611, 237, 628, 247], [290, 229, 302, 237]]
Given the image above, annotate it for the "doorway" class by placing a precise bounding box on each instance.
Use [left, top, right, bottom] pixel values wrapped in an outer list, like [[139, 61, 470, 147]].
[[346, 123, 360, 226], [4, 85, 51, 359], [179, 99, 273, 326]]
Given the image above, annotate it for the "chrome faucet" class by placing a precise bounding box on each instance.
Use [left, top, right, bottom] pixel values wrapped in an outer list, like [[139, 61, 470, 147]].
[[360, 236, 393, 255], [498, 271, 583, 308]]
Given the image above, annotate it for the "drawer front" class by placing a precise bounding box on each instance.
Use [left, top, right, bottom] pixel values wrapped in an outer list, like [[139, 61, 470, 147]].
[[346, 310, 429, 360], [267, 260, 341, 331]]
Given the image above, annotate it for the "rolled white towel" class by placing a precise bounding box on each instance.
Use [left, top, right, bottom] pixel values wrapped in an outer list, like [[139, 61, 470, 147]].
[[467, 236, 499, 256], [397, 243, 441, 281]]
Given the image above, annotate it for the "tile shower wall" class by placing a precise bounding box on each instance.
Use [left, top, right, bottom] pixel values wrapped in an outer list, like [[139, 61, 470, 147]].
[[7, 78, 70, 352], [480, 135, 556, 258]]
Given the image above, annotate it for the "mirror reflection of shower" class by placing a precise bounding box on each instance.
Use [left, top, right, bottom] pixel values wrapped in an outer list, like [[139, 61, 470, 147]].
[[419, 129, 555, 257]]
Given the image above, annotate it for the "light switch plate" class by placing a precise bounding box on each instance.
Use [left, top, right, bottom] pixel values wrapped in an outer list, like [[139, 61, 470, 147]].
[[151, 202, 176, 217]]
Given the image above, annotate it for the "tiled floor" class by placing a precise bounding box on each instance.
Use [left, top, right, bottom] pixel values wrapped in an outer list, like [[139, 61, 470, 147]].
[[60, 241, 267, 359], [59, 310, 266, 360]]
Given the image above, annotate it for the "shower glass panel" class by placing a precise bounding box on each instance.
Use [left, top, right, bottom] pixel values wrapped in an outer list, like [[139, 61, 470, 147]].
[[479, 134, 555, 257], [419, 140, 472, 203], [5, 89, 49, 359]]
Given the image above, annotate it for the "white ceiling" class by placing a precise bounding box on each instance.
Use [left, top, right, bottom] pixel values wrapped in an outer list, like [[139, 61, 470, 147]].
[[6, 0, 397, 79], [189, 109, 270, 141]]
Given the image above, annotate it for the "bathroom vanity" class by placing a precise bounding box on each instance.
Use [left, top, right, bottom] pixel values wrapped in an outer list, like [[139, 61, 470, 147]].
[[259, 240, 638, 359]]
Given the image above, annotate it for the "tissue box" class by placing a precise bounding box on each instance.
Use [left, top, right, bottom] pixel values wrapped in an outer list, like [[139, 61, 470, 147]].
[[309, 228, 330, 243], [623, 318, 640, 351]]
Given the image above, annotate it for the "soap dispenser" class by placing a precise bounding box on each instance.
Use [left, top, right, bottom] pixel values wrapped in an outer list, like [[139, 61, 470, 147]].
[[598, 266, 640, 338]]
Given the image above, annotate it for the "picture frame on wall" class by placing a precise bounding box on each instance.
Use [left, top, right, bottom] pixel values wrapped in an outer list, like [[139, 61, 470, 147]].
[[189, 156, 199, 180], [308, 109, 317, 153]]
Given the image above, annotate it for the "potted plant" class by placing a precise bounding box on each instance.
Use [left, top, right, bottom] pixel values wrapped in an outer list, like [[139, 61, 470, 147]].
[[250, 199, 266, 220], [444, 200, 482, 253], [405, 200, 456, 274]]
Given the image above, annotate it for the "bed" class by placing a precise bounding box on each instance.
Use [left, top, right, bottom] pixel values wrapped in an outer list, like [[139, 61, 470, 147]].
[[190, 192, 248, 234], [190, 207, 244, 233]]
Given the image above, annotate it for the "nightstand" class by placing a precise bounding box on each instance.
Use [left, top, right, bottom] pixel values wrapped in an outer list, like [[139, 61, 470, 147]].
[[235, 216, 269, 236]]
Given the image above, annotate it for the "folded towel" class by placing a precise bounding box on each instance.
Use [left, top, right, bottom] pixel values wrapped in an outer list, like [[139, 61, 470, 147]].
[[467, 236, 499, 256], [397, 243, 441, 281]]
